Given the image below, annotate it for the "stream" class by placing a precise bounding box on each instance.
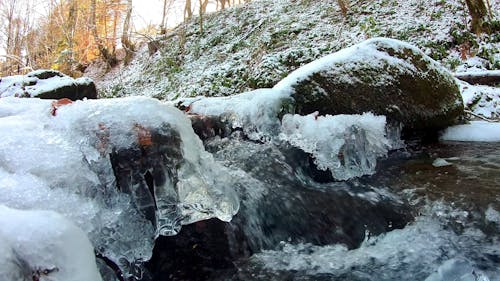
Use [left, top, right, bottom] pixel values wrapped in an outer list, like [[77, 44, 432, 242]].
[[145, 137, 500, 281]]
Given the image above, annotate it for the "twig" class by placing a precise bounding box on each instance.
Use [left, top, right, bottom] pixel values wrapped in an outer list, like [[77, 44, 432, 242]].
[[464, 109, 499, 122]]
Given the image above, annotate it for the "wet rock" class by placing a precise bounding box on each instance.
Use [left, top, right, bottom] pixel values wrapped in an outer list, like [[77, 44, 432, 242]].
[[146, 219, 239, 281], [275, 38, 464, 137], [0, 69, 97, 100], [188, 114, 233, 141]]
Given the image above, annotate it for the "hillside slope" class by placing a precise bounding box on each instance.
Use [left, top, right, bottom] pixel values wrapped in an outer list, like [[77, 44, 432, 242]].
[[90, 0, 499, 100]]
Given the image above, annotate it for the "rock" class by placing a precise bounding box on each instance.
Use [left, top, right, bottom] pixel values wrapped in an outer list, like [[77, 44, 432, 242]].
[[274, 38, 464, 136], [146, 219, 239, 281], [0, 69, 97, 100]]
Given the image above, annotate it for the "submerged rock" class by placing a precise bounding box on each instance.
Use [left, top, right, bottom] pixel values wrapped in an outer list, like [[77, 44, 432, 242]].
[[274, 38, 464, 136], [0, 69, 97, 100]]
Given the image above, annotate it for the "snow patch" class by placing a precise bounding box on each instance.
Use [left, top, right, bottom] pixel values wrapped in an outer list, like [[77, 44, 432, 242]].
[[460, 81, 500, 119], [0, 71, 76, 98], [0, 205, 103, 281], [273, 38, 426, 93], [182, 88, 291, 140], [440, 121, 500, 142]]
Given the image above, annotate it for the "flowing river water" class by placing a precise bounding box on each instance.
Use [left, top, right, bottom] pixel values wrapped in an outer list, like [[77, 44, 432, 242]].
[[145, 137, 500, 281]]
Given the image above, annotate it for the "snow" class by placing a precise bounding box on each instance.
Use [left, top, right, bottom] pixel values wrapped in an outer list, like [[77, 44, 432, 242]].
[[0, 71, 75, 98], [91, 0, 499, 100], [440, 121, 500, 142], [0, 96, 239, 276], [274, 37, 426, 93], [280, 112, 391, 180], [0, 205, 103, 281], [460, 81, 500, 119]]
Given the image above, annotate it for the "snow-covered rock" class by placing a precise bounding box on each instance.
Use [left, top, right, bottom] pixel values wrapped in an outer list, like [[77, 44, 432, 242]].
[[0, 69, 97, 100], [0, 205, 103, 281], [0, 96, 239, 277], [274, 37, 464, 135]]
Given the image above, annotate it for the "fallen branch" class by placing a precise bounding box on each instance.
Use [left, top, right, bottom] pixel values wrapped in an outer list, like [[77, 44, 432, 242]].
[[464, 109, 499, 122], [454, 70, 500, 86]]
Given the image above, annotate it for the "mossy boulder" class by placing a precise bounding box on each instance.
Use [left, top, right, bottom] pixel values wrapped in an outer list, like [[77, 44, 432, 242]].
[[0, 69, 97, 100], [274, 38, 464, 136]]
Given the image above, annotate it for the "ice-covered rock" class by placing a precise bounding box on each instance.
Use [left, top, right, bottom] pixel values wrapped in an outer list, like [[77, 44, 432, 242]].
[[179, 88, 292, 141], [274, 37, 464, 135], [180, 89, 399, 180], [0, 205, 103, 281], [0, 96, 239, 278], [280, 112, 390, 180], [0, 69, 97, 100]]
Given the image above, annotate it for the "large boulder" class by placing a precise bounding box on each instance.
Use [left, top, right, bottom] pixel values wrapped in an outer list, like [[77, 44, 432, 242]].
[[274, 38, 464, 136], [0, 69, 97, 100]]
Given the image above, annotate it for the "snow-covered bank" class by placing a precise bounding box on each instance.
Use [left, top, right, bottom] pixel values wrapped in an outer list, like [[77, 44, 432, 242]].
[[91, 0, 499, 100], [0, 205, 103, 281], [0, 97, 239, 277], [440, 121, 500, 142]]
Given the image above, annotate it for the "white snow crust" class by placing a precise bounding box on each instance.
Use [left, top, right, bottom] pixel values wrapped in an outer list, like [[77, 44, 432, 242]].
[[182, 88, 291, 140], [460, 81, 500, 120], [440, 121, 500, 142], [274, 38, 431, 93], [0, 205, 103, 281]]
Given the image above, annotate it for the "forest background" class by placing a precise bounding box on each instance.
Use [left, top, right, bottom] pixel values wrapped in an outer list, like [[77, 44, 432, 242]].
[[0, 0, 494, 77]]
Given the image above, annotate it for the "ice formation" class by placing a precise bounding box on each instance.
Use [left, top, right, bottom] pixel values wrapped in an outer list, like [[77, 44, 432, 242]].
[[0, 205, 103, 281], [180, 88, 292, 140], [280, 112, 391, 180], [0, 96, 239, 277], [183, 89, 398, 180]]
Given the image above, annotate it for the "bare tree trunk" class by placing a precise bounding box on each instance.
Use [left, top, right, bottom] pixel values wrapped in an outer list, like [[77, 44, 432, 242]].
[[465, 0, 488, 34], [184, 0, 192, 20], [64, 0, 77, 73], [90, 0, 116, 66], [121, 0, 134, 64], [161, 0, 168, 33], [199, 0, 203, 35], [200, 0, 209, 13], [337, 0, 349, 18]]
